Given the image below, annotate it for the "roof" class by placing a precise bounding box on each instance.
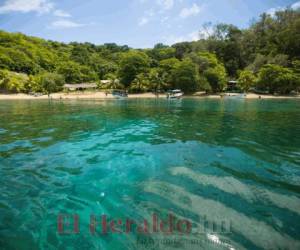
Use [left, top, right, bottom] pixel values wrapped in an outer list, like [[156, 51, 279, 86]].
[[100, 80, 112, 84], [100, 79, 120, 84], [64, 83, 97, 89], [168, 89, 182, 93]]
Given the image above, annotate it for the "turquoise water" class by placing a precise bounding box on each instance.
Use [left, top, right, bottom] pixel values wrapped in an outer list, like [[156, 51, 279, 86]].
[[0, 98, 300, 250]]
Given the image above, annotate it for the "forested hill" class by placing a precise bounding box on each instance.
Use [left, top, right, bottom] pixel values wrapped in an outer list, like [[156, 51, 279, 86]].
[[0, 8, 299, 94]]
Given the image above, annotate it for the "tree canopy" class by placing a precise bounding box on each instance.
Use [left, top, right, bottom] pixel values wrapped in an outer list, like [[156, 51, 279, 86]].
[[0, 8, 299, 94]]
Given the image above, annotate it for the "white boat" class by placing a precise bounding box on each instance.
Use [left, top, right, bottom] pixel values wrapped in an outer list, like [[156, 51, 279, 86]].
[[224, 93, 246, 99], [167, 89, 184, 99], [112, 90, 128, 98]]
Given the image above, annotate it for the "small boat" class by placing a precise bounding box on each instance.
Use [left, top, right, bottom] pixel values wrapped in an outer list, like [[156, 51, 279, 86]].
[[167, 89, 184, 99], [112, 90, 128, 99], [224, 93, 246, 99], [29, 92, 43, 97]]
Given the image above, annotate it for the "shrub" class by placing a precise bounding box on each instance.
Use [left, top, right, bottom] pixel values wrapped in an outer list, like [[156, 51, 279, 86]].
[[257, 64, 300, 94], [238, 70, 257, 92]]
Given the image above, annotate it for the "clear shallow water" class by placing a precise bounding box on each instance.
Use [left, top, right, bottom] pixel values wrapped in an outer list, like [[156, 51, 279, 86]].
[[0, 98, 300, 250]]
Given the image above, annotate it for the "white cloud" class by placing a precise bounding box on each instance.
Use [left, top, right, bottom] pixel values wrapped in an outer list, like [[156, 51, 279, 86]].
[[164, 30, 200, 45], [0, 0, 53, 14], [266, 6, 285, 16], [266, 1, 300, 16], [291, 1, 300, 10], [157, 0, 174, 10], [180, 3, 201, 18], [53, 9, 71, 18], [141, 0, 176, 11], [138, 17, 149, 26], [50, 19, 85, 29], [137, 8, 156, 27], [0, 0, 89, 31]]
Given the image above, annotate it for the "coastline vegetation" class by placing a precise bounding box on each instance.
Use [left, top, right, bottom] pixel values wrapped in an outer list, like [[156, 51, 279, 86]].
[[0, 9, 299, 95]]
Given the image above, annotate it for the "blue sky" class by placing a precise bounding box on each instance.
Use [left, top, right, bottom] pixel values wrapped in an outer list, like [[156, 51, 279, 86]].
[[0, 0, 299, 48]]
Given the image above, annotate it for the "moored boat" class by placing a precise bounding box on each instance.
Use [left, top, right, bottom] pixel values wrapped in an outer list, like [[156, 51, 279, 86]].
[[224, 93, 246, 99], [112, 90, 128, 98], [166, 89, 184, 99]]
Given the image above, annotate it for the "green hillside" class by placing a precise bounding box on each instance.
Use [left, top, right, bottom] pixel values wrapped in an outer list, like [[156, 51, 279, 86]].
[[0, 8, 299, 94]]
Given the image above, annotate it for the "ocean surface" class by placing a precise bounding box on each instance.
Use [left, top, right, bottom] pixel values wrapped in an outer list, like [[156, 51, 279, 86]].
[[0, 98, 299, 250]]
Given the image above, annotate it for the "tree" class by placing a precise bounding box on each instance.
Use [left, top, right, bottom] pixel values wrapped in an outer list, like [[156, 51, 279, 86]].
[[189, 52, 227, 92], [148, 68, 169, 92], [147, 46, 176, 61], [292, 60, 300, 74], [257, 64, 300, 94], [36, 73, 65, 96], [247, 54, 289, 73], [238, 70, 257, 92], [56, 62, 82, 83], [89, 55, 118, 79], [171, 59, 200, 93], [154, 43, 169, 49], [207, 24, 245, 76], [172, 42, 193, 60], [25, 75, 43, 93], [78, 65, 98, 82], [203, 65, 227, 92], [159, 58, 180, 87], [189, 52, 219, 72], [159, 58, 180, 72], [118, 51, 150, 88], [4, 49, 39, 74], [0, 69, 29, 93], [0, 53, 13, 70], [292, 60, 300, 92], [268, 54, 289, 67], [198, 75, 212, 93], [56, 61, 97, 83], [99, 73, 123, 89], [246, 54, 268, 73], [70, 45, 91, 65], [130, 73, 150, 93]]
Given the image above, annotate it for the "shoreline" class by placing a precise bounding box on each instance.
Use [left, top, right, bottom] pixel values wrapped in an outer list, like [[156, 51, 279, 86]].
[[0, 92, 299, 100]]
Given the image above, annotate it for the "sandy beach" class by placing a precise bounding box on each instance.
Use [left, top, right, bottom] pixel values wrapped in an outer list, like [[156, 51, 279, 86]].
[[0, 92, 161, 100], [0, 91, 299, 100]]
